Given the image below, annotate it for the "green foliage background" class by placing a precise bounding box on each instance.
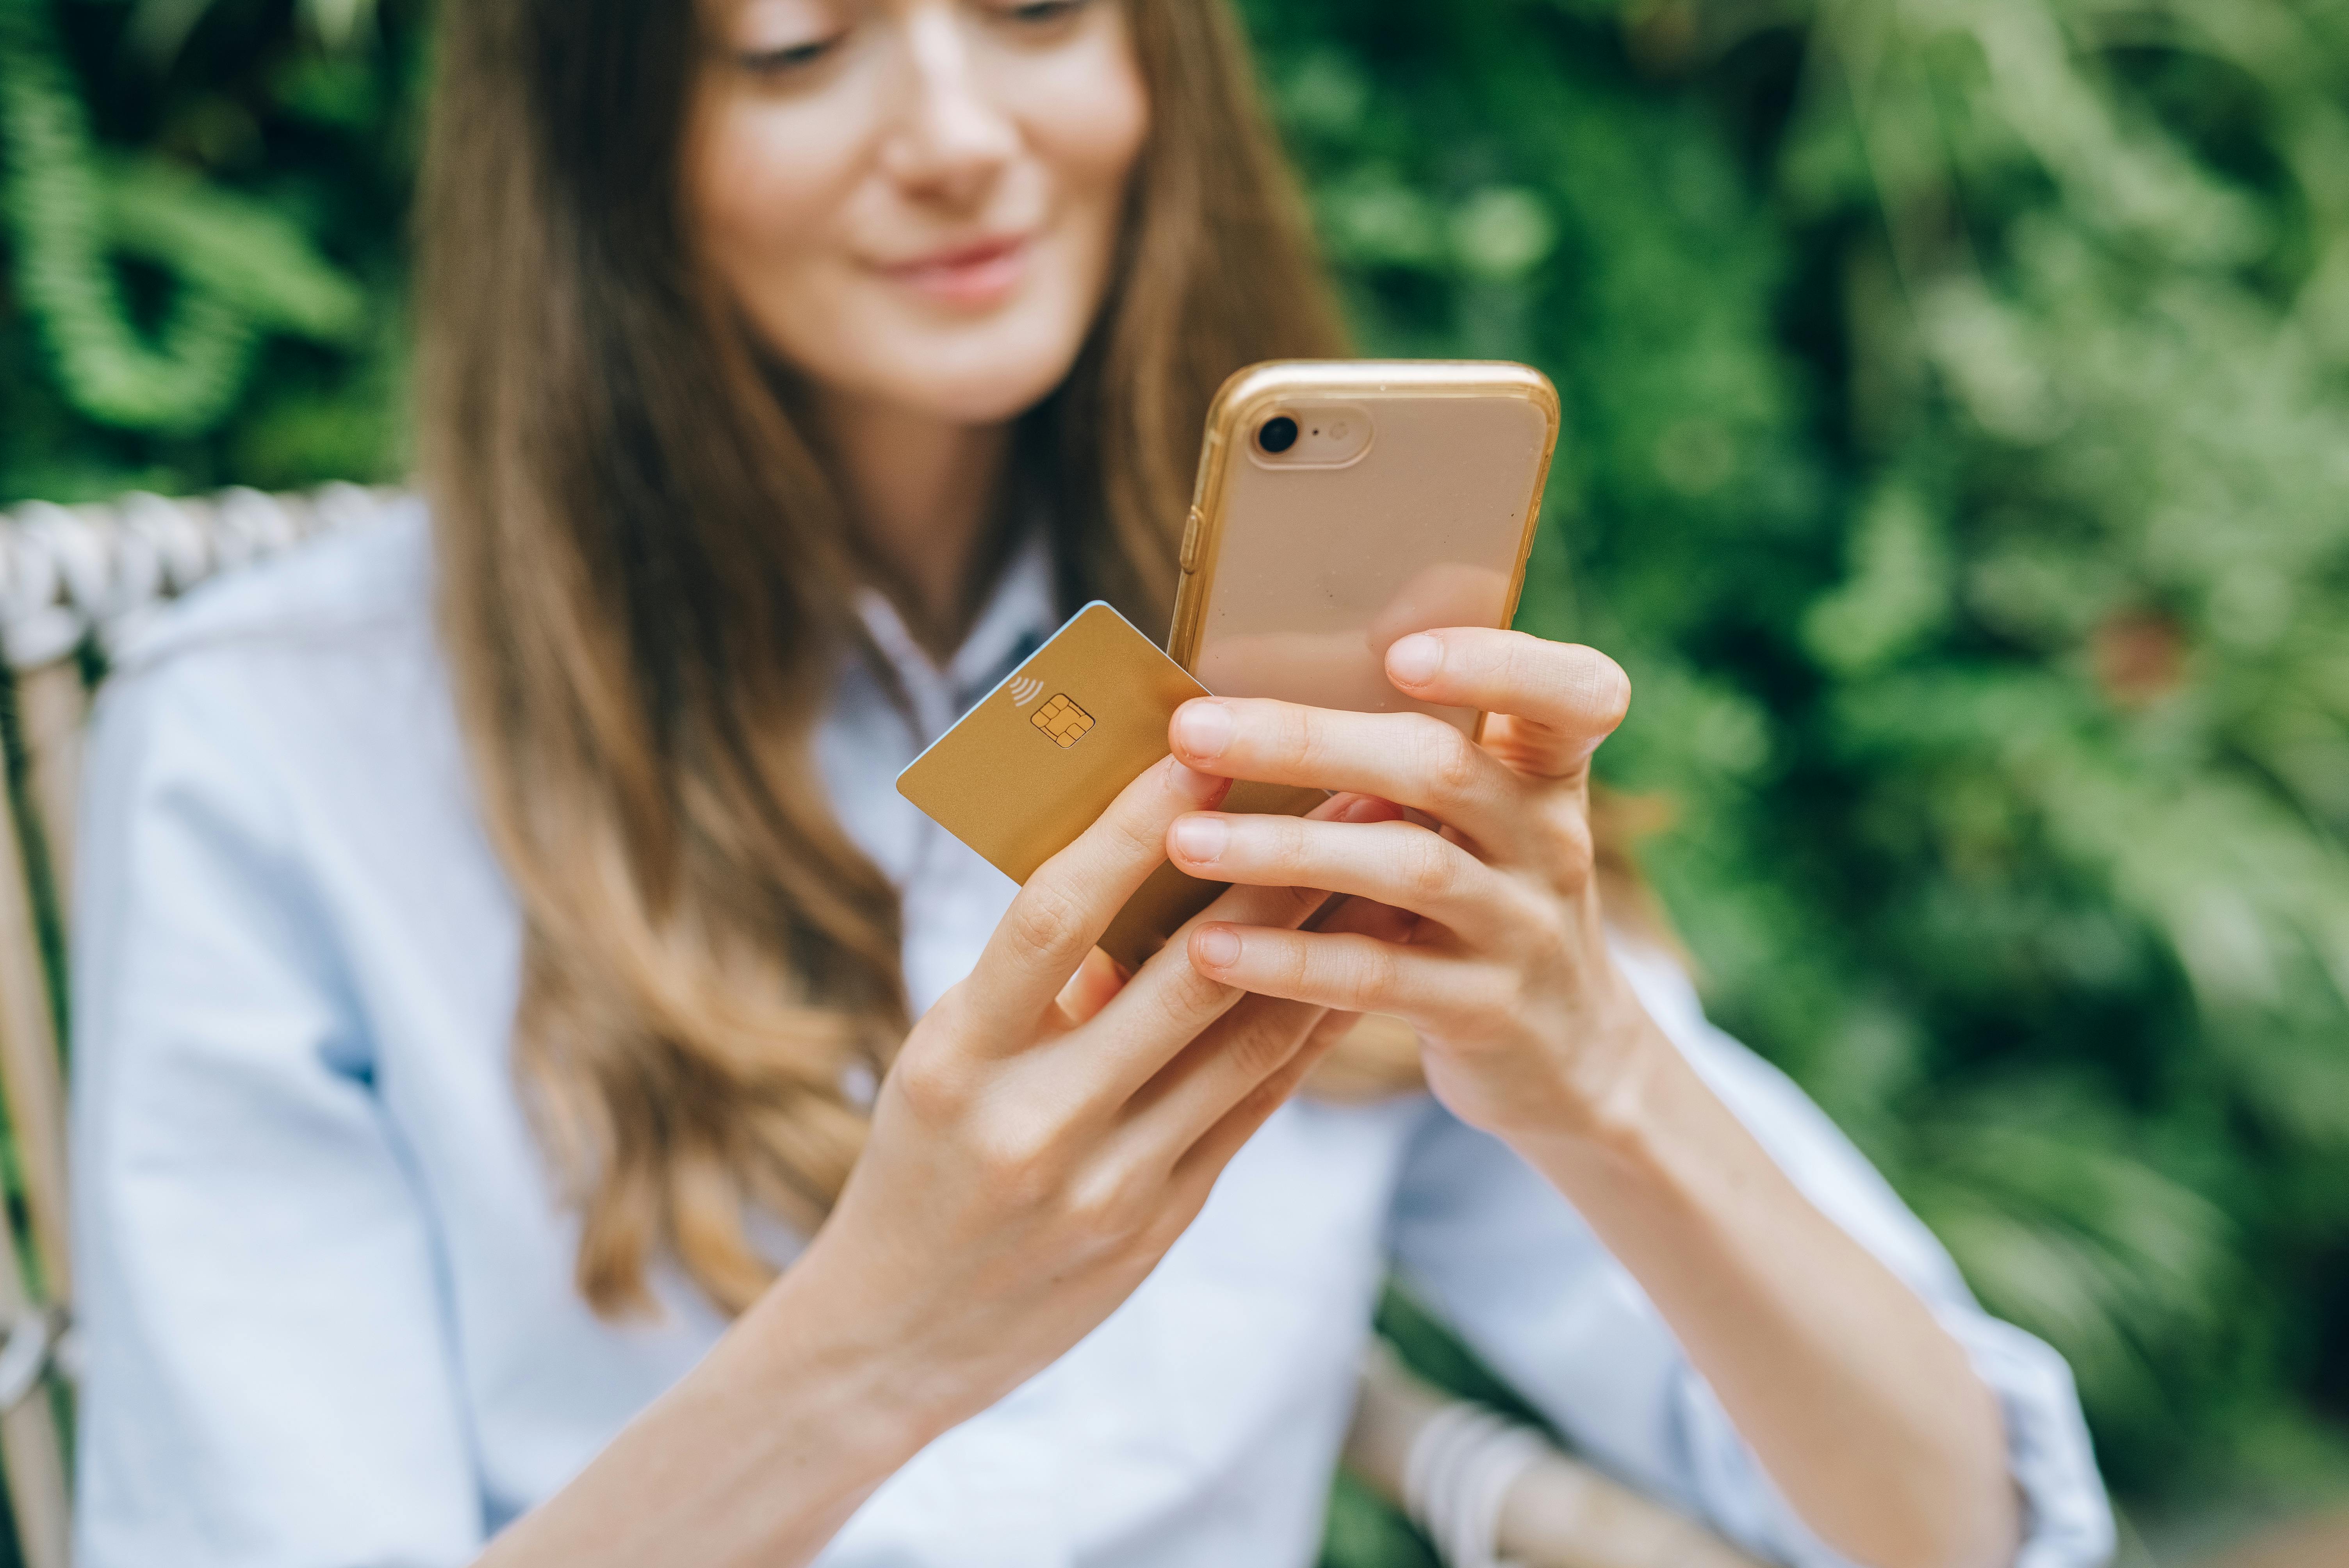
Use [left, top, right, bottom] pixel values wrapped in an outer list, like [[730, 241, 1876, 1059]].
[[5, 0, 2349, 1559]]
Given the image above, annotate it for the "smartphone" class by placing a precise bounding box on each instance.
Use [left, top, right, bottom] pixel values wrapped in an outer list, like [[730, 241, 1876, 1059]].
[[1167, 360, 1560, 735]]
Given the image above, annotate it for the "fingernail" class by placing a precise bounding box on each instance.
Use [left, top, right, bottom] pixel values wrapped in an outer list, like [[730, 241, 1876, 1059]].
[[1194, 926, 1241, 969], [1175, 700, 1233, 760], [1388, 634, 1443, 686], [1169, 815, 1228, 865]]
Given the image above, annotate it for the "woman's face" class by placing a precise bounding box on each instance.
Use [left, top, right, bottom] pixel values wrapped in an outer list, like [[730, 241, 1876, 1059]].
[[691, 0, 1150, 426]]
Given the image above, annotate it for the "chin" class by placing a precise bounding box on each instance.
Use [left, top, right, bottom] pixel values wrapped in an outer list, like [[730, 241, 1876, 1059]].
[[868, 332, 1090, 427]]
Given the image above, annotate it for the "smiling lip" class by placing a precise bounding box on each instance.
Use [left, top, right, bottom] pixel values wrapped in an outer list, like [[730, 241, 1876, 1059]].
[[877, 235, 1029, 307]]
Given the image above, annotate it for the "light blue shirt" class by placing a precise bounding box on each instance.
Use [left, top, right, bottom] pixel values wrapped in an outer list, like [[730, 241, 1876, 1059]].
[[71, 506, 2114, 1568]]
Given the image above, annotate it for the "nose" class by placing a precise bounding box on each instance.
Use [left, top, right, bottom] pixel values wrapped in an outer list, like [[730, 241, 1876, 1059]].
[[880, 5, 1019, 208]]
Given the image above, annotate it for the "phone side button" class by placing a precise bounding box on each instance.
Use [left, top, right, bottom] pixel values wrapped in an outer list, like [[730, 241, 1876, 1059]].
[[1179, 506, 1205, 573]]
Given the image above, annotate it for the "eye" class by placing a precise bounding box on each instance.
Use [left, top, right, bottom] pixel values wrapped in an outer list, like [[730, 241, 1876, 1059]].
[[734, 34, 846, 76], [723, 0, 852, 77], [986, 0, 1091, 30]]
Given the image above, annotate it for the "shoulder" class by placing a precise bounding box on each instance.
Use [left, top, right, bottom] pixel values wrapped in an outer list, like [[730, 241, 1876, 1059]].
[[93, 499, 449, 769], [107, 495, 434, 682], [84, 499, 467, 860]]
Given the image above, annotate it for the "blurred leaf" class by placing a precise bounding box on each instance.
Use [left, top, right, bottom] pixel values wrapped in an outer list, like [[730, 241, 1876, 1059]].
[[102, 159, 365, 342], [4, 0, 2347, 1545], [129, 0, 379, 64], [1805, 482, 1952, 673], [1907, 1086, 2238, 1421], [1253, 0, 2349, 1518], [1451, 187, 1556, 280], [0, 0, 370, 434]]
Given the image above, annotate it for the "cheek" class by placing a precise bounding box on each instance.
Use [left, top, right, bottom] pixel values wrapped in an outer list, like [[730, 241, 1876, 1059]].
[[690, 95, 872, 299], [1022, 37, 1150, 212]]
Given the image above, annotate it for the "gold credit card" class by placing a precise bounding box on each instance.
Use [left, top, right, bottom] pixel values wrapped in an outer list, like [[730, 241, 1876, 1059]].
[[896, 601, 1319, 969]]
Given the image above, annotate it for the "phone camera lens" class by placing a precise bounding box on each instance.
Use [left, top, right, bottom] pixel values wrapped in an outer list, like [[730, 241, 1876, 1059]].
[[1257, 415, 1299, 454]]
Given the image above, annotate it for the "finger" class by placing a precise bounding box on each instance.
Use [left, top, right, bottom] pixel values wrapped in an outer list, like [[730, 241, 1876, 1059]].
[[1115, 988, 1328, 1156], [961, 756, 1228, 1044], [1070, 786, 1371, 1101], [1169, 698, 1528, 854], [1080, 851, 1333, 1099], [1326, 792, 1410, 827], [1383, 629, 1630, 777], [1168, 1004, 1357, 1191], [1051, 947, 1129, 1031], [1187, 924, 1500, 1034], [1166, 814, 1519, 943], [1317, 889, 1421, 945]]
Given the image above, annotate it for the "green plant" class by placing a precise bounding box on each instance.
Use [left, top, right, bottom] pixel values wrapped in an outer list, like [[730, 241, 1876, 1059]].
[[6, 1, 2349, 1562], [1239, 0, 2349, 1542], [0, 0, 418, 503]]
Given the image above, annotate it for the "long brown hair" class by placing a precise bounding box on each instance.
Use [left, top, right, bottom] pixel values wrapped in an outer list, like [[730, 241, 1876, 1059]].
[[417, 0, 1354, 1316]]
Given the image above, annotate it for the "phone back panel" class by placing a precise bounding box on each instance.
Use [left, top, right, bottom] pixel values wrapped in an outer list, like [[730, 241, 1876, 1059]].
[[1168, 362, 1559, 734]]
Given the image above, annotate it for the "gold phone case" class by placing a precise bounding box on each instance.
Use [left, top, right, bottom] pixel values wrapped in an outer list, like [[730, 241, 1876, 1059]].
[[1167, 360, 1561, 738], [895, 602, 1317, 971]]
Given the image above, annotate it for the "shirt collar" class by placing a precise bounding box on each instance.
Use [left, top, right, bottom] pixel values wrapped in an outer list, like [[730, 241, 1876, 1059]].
[[853, 528, 1057, 739]]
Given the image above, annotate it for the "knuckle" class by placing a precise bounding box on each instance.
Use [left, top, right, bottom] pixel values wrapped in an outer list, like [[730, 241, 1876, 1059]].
[[1544, 808, 1596, 885], [1062, 1162, 1151, 1244], [888, 1042, 964, 1125], [1159, 957, 1234, 1024], [1007, 878, 1088, 963], [1274, 933, 1319, 996], [1498, 959, 1538, 1021], [1520, 892, 1574, 964], [1103, 792, 1165, 863], [1399, 830, 1459, 904], [1224, 1013, 1297, 1083], [1269, 815, 1311, 874], [975, 1119, 1060, 1208], [1319, 937, 1396, 1009], [1414, 717, 1483, 802], [1275, 702, 1325, 775]]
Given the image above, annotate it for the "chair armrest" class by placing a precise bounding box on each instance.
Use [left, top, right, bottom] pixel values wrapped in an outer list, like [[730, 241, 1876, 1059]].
[[1345, 1341, 1766, 1568]]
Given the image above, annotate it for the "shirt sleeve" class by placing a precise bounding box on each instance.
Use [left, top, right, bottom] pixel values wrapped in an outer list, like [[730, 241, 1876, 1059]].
[[1385, 941, 2116, 1568], [70, 652, 483, 1568]]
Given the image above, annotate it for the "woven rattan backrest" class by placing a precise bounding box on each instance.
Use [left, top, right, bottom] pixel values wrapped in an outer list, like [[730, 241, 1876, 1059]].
[[0, 484, 399, 1568]]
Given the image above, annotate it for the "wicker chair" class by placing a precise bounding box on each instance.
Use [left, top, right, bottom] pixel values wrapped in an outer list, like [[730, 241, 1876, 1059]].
[[0, 486, 1759, 1568]]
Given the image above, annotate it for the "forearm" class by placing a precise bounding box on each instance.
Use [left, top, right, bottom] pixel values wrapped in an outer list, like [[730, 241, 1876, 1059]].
[[476, 1252, 939, 1568], [1514, 1023, 2019, 1568], [1151, 638, 2029, 1562]]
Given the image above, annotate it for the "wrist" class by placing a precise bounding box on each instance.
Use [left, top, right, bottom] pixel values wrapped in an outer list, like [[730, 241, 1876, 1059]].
[[1504, 1009, 1697, 1200], [741, 1234, 966, 1476], [479, 1232, 953, 1567]]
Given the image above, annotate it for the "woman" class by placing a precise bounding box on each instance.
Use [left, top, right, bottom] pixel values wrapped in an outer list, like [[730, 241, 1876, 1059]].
[[70, 2, 2112, 1565]]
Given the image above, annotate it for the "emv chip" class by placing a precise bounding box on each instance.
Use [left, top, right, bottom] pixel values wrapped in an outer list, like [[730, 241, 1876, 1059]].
[[1031, 693, 1096, 748]]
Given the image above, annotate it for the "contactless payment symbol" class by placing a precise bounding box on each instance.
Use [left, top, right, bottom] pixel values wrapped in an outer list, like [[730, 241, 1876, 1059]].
[[1006, 675, 1044, 707], [1031, 693, 1096, 749]]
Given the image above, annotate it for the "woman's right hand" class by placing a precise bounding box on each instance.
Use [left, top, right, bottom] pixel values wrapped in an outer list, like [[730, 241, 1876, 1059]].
[[793, 754, 1357, 1433], [481, 755, 1360, 1568]]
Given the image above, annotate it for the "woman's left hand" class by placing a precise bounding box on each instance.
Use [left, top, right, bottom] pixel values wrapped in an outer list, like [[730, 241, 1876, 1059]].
[[1164, 627, 1662, 1150], [1172, 629, 2029, 1568]]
